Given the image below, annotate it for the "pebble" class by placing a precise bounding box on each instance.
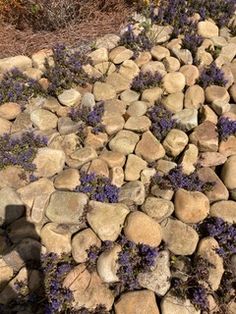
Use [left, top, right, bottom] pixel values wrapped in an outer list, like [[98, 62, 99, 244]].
[[205, 85, 230, 103], [210, 200, 236, 224], [189, 121, 218, 152], [125, 154, 147, 181], [221, 155, 236, 190], [179, 65, 199, 86], [120, 89, 140, 103], [30, 109, 58, 130], [184, 85, 205, 109], [54, 168, 80, 191], [163, 129, 188, 157], [180, 143, 198, 175], [161, 292, 200, 314], [109, 130, 139, 155], [58, 89, 81, 107], [127, 101, 147, 117], [142, 197, 174, 222], [0, 55, 32, 73], [198, 21, 219, 38], [93, 82, 116, 101], [163, 92, 184, 112], [162, 72, 186, 93], [109, 46, 133, 64], [173, 108, 198, 131], [163, 56, 180, 72], [0, 102, 21, 120]]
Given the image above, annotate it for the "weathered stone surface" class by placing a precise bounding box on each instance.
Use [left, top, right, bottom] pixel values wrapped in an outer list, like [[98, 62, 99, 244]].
[[125, 154, 147, 181], [219, 135, 236, 157], [135, 51, 152, 67], [109, 130, 139, 155], [119, 60, 140, 80], [161, 218, 199, 255], [115, 290, 160, 314], [142, 197, 174, 222], [198, 21, 219, 38], [72, 228, 101, 263], [124, 116, 151, 132], [199, 152, 227, 167], [93, 82, 116, 101], [54, 168, 80, 191], [0, 102, 21, 120], [109, 46, 133, 64], [46, 191, 88, 224], [151, 46, 170, 60], [200, 104, 218, 124], [106, 72, 131, 93], [197, 237, 224, 291], [127, 101, 147, 117], [173, 108, 198, 131], [0, 259, 13, 290], [163, 72, 186, 93], [63, 264, 114, 310], [161, 292, 200, 314], [124, 211, 162, 247], [205, 85, 230, 103], [88, 158, 109, 177], [141, 87, 163, 103], [171, 48, 193, 65], [69, 146, 97, 168], [100, 151, 126, 168], [95, 34, 120, 50], [87, 201, 129, 241], [0, 166, 27, 189], [58, 89, 81, 107], [180, 144, 198, 175], [179, 65, 199, 86], [0, 55, 32, 73], [174, 189, 209, 223], [163, 129, 188, 157], [184, 85, 205, 109], [33, 148, 66, 177], [221, 155, 236, 190], [163, 56, 180, 72], [88, 48, 108, 65], [141, 61, 166, 76], [163, 92, 184, 113], [104, 99, 127, 115], [85, 127, 108, 150], [189, 121, 218, 152], [111, 166, 124, 187], [210, 200, 236, 224], [0, 117, 11, 135], [138, 250, 171, 296], [119, 181, 145, 205], [120, 89, 140, 103], [30, 109, 58, 130]]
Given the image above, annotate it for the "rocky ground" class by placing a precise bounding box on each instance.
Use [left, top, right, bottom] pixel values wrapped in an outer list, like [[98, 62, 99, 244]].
[[0, 1, 236, 314]]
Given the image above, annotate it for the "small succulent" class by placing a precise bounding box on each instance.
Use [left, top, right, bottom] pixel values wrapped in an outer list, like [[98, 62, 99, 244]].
[[75, 172, 119, 203], [131, 71, 162, 92], [197, 63, 228, 88], [217, 116, 236, 141]]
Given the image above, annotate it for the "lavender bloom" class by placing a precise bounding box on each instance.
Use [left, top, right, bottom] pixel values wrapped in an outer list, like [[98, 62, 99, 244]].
[[131, 71, 162, 93], [217, 116, 236, 141], [198, 63, 228, 88], [187, 286, 209, 311], [182, 32, 203, 57]]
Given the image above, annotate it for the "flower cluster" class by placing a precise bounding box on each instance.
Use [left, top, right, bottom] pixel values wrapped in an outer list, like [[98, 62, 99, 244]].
[[70, 101, 105, 134], [116, 236, 159, 291], [41, 252, 76, 314], [181, 32, 203, 59], [0, 68, 44, 104], [197, 63, 228, 88], [44, 44, 91, 95], [217, 116, 236, 141], [151, 166, 215, 192], [0, 131, 48, 172], [131, 71, 162, 92], [76, 172, 119, 203], [147, 103, 176, 140]]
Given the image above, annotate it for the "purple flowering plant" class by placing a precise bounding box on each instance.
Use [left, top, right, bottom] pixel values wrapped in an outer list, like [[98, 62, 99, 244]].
[[0, 68, 44, 105], [131, 71, 162, 93], [217, 116, 236, 141], [198, 63, 228, 88], [76, 172, 119, 203]]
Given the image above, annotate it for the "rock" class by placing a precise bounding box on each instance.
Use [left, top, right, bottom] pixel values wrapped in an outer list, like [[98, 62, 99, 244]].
[[31, 48, 53, 71], [106, 72, 131, 93], [141, 87, 163, 103], [124, 211, 162, 247], [179, 65, 199, 86], [198, 21, 219, 38], [11, 112, 32, 133], [189, 121, 218, 152], [0, 259, 13, 290], [135, 51, 152, 67], [184, 85, 205, 109], [95, 61, 116, 76], [119, 60, 140, 80], [210, 99, 231, 115], [180, 144, 198, 175], [81, 92, 95, 110], [163, 129, 188, 157], [63, 264, 114, 310], [173, 108, 198, 131], [109, 46, 133, 64], [124, 116, 151, 132], [100, 151, 126, 168], [0, 187, 25, 226], [151, 46, 170, 60], [230, 84, 236, 103], [199, 152, 227, 167], [119, 181, 145, 205], [205, 85, 230, 103], [30, 109, 58, 130], [95, 34, 120, 50], [198, 167, 229, 203], [210, 200, 236, 224], [87, 201, 129, 241], [120, 89, 140, 103], [33, 148, 65, 177], [82, 64, 103, 79], [40, 223, 72, 254], [46, 191, 88, 224], [0, 166, 27, 189], [219, 135, 236, 157], [115, 290, 160, 314], [88, 158, 109, 177], [161, 292, 200, 314], [54, 168, 80, 191], [161, 218, 199, 255], [89, 48, 108, 65], [0, 55, 32, 73], [111, 166, 124, 187], [171, 48, 193, 65], [141, 61, 166, 76], [0, 102, 21, 120], [174, 189, 209, 223], [109, 130, 139, 155], [125, 154, 147, 181], [149, 24, 173, 44], [138, 250, 171, 296], [85, 127, 108, 150], [17, 178, 54, 223], [142, 197, 174, 222], [163, 72, 186, 93], [58, 89, 81, 107], [135, 131, 165, 162], [69, 146, 97, 168], [151, 186, 174, 201], [72, 228, 101, 263], [197, 237, 224, 290], [0, 117, 11, 135], [200, 105, 218, 124], [163, 92, 184, 113], [163, 56, 180, 72], [127, 101, 147, 117], [221, 155, 236, 190], [58, 117, 82, 135], [93, 82, 116, 101], [104, 99, 127, 115], [97, 244, 121, 283]]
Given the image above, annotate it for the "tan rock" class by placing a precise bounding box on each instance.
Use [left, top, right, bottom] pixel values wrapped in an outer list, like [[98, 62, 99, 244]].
[[0, 117, 11, 135], [104, 99, 127, 115], [72, 228, 101, 263], [149, 24, 173, 44], [127, 101, 147, 117], [141, 168, 156, 185], [180, 144, 198, 175], [0, 259, 13, 290], [230, 83, 236, 102], [199, 152, 227, 167], [118, 181, 145, 205], [163, 129, 188, 157], [171, 48, 193, 65], [125, 154, 147, 181], [173, 108, 198, 131], [111, 166, 124, 187], [151, 46, 170, 60], [156, 160, 177, 174], [205, 85, 230, 103], [85, 127, 108, 150], [135, 131, 165, 162], [115, 290, 160, 314], [57, 89, 81, 107], [163, 72, 186, 93], [175, 189, 209, 223], [0, 166, 26, 189], [189, 121, 218, 152], [54, 168, 80, 190], [142, 197, 174, 222], [196, 48, 213, 66], [30, 109, 58, 130], [89, 158, 109, 177], [141, 61, 166, 76], [120, 89, 140, 103], [119, 60, 140, 80], [93, 82, 116, 101], [163, 92, 184, 113], [135, 51, 152, 67], [124, 116, 151, 132], [106, 72, 131, 92], [179, 65, 199, 86], [198, 21, 219, 38], [219, 135, 236, 157], [124, 211, 162, 247], [109, 130, 139, 155], [200, 105, 218, 124], [184, 85, 205, 109], [32, 48, 53, 71], [109, 46, 133, 64], [0, 102, 21, 120], [210, 200, 236, 224], [69, 146, 97, 168], [141, 87, 163, 103], [163, 56, 180, 72], [221, 155, 236, 190], [100, 151, 126, 168], [0, 55, 32, 73], [161, 292, 200, 314], [95, 33, 120, 50], [88, 48, 108, 65]]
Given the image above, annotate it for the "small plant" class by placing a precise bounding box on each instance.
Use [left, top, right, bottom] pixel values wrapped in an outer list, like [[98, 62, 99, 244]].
[[197, 63, 228, 88], [151, 166, 215, 192], [131, 71, 162, 92], [146, 102, 176, 141], [217, 116, 236, 141], [182, 32, 203, 59], [75, 172, 120, 203], [0, 131, 48, 172], [0, 68, 44, 105], [44, 43, 91, 96]]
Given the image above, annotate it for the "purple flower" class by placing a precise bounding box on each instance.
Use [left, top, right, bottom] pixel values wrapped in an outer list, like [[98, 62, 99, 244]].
[[198, 63, 228, 88], [131, 71, 162, 93], [217, 116, 236, 141]]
